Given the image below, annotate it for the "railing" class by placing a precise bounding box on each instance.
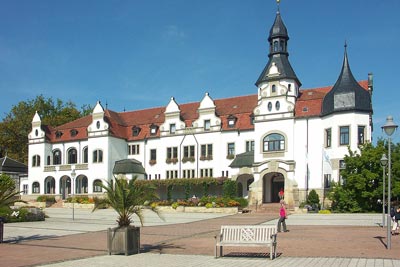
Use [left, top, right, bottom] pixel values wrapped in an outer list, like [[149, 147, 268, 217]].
[[43, 164, 88, 172]]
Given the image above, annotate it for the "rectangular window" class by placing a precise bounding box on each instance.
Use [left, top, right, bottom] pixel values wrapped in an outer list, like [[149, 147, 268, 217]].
[[325, 128, 331, 148], [183, 145, 195, 158], [128, 144, 140, 155], [166, 170, 178, 179], [227, 143, 235, 156], [150, 149, 157, 161], [324, 174, 331, 188], [183, 169, 195, 178], [339, 126, 350, 146], [201, 144, 213, 159], [167, 147, 178, 159], [200, 168, 213, 178], [204, 120, 211, 131], [246, 140, 255, 152], [358, 126, 365, 145], [169, 123, 176, 134], [23, 184, 28, 195]]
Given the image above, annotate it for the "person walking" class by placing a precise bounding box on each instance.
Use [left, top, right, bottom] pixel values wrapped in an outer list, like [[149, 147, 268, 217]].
[[278, 188, 284, 200], [277, 200, 288, 232]]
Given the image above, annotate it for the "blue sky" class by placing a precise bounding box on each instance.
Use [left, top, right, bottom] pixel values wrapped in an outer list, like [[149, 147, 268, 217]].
[[1, 0, 399, 143]]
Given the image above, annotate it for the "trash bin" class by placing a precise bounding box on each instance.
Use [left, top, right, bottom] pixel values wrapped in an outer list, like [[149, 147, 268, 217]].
[[0, 217, 4, 243]]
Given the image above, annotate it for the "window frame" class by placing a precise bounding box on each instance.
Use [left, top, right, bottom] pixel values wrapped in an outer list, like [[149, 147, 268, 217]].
[[339, 126, 350, 146], [263, 133, 285, 152]]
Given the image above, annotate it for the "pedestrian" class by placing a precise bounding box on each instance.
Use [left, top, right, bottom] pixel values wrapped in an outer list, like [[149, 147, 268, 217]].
[[278, 188, 284, 200], [392, 207, 400, 235], [277, 200, 288, 232]]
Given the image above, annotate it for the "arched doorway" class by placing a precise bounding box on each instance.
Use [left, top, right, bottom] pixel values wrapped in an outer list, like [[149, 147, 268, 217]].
[[262, 172, 284, 203], [59, 176, 71, 200], [271, 174, 284, 203], [44, 176, 55, 194]]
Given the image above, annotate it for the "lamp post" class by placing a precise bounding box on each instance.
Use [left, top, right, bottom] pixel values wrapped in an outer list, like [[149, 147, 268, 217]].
[[382, 116, 398, 249], [380, 154, 388, 228], [71, 169, 76, 221]]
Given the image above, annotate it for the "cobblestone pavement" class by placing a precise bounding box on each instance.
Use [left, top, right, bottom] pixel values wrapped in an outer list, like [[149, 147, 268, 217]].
[[1, 209, 400, 267]]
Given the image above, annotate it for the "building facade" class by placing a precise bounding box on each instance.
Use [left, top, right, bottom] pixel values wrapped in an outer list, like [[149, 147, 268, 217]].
[[21, 10, 373, 207]]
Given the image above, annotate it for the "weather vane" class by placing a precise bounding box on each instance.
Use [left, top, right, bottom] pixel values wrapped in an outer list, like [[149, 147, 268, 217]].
[[276, 0, 281, 12]]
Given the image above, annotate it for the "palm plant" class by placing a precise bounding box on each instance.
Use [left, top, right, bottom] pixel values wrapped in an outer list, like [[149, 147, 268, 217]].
[[0, 174, 26, 209], [93, 176, 161, 227]]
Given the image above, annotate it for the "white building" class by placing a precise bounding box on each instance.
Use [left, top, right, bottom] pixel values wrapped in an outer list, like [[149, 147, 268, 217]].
[[21, 10, 373, 207]]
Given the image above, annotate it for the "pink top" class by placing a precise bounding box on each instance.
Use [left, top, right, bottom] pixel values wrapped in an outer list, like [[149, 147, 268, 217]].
[[280, 206, 286, 218]]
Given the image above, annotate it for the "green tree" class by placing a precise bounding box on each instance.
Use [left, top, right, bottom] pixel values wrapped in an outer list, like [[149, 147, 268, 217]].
[[222, 180, 238, 199], [0, 95, 91, 163], [328, 141, 400, 212]]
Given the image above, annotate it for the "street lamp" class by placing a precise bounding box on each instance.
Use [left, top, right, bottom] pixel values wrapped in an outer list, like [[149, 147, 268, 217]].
[[382, 115, 398, 250], [380, 153, 388, 228], [71, 169, 76, 221]]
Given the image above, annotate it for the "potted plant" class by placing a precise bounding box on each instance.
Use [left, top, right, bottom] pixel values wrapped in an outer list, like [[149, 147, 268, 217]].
[[93, 176, 162, 255]]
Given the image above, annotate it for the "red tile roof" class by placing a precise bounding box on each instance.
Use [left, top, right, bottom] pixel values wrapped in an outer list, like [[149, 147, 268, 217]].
[[43, 81, 368, 143]]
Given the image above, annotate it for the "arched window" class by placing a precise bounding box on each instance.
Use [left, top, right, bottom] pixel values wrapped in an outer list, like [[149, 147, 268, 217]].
[[53, 149, 62, 165], [263, 133, 285, 152], [68, 148, 77, 164], [32, 155, 41, 167], [83, 147, 88, 163], [93, 179, 103, 193], [273, 41, 278, 52], [32, 182, 40, 194], [271, 85, 276, 93], [44, 177, 55, 194], [93, 149, 103, 163]]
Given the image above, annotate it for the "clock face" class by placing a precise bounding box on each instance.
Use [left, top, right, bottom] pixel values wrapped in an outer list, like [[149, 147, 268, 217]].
[[334, 92, 355, 109]]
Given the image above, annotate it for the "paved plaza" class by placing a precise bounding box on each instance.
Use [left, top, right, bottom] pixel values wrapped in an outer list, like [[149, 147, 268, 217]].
[[1, 208, 400, 267]]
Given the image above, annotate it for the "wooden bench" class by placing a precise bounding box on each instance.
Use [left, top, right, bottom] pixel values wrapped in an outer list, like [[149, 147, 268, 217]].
[[215, 225, 277, 260]]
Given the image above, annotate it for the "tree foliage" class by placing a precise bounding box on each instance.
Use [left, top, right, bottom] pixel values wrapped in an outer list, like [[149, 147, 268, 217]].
[[0, 95, 91, 163], [329, 140, 400, 212]]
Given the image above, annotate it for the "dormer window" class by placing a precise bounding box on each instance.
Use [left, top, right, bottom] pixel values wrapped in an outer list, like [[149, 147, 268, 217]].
[[70, 129, 78, 137], [169, 123, 176, 134], [96, 121, 100, 129], [55, 131, 63, 139], [250, 114, 255, 125], [272, 85, 276, 93], [204, 120, 211, 131], [132, 126, 141, 137], [227, 115, 237, 128], [150, 124, 158, 136]]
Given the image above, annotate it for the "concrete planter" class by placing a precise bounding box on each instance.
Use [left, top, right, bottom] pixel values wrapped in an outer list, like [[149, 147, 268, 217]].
[[157, 206, 238, 214], [63, 203, 95, 209], [107, 226, 140, 256]]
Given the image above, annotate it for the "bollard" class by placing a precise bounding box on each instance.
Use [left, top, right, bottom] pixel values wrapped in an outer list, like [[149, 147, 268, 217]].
[[0, 217, 3, 243]]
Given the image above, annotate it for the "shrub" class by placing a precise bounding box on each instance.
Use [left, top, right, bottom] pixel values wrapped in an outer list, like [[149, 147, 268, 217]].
[[36, 195, 56, 203], [222, 180, 237, 199], [307, 189, 320, 209], [319, 209, 331, 214]]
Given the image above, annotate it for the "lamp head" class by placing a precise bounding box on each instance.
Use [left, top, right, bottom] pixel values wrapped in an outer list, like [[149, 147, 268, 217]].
[[381, 153, 388, 167], [382, 116, 398, 137]]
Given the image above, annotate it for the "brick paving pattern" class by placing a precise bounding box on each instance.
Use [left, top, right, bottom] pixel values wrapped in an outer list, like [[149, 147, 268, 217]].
[[1, 212, 400, 267]]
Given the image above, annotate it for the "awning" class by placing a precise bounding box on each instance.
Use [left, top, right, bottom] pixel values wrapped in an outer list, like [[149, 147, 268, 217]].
[[229, 151, 254, 168], [113, 159, 146, 174]]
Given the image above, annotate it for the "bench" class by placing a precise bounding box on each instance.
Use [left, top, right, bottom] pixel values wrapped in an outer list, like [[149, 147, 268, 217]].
[[215, 225, 277, 260]]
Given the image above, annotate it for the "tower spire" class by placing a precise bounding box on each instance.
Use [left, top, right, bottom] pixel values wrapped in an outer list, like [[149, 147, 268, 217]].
[[277, 0, 281, 12]]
